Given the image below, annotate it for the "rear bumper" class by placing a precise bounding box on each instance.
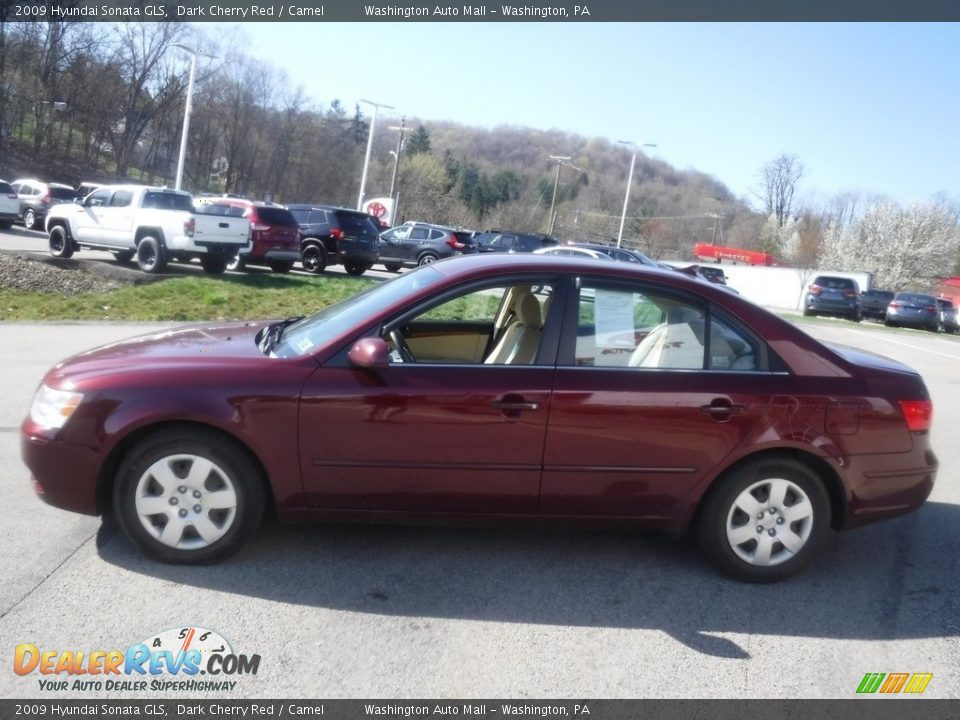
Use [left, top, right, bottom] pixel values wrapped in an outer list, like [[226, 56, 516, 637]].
[[337, 247, 379, 266], [886, 311, 938, 328], [839, 444, 938, 529], [806, 298, 859, 316]]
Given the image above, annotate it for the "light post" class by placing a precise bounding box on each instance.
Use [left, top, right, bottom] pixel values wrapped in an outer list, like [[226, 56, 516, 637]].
[[356, 98, 395, 210], [616, 140, 657, 247], [547, 155, 571, 235], [171, 43, 199, 191], [388, 120, 409, 199]]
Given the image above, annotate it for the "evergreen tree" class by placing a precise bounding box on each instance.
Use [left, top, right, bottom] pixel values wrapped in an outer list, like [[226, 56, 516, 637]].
[[406, 124, 432, 155]]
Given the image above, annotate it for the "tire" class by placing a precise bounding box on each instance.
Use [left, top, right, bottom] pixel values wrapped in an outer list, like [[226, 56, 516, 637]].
[[136, 235, 167, 274], [269, 261, 293, 274], [300, 242, 326, 274], [383, 263, 402, 273], [417, 253, 439, 267], [113, 250, 134, 264], [696, 457, 831, 583], [226, 254, 246, 272], [802, 308, 814, 317], [201, 255, 227, 274], [113, 428, 265, 564], [23, 208, 37, 230], [0, 220, 11, 230], [344, 263, 370, 276], [48, 225, 74, 258], [852, 311, 863, 323]]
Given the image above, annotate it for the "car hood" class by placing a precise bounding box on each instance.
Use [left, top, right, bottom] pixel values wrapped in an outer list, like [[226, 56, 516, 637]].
[[46, 322, 272, 385]]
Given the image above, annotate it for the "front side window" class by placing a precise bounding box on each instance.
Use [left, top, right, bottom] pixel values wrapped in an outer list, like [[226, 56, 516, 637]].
[[109, 190, 133, 208], [85, 189, 112, 207]]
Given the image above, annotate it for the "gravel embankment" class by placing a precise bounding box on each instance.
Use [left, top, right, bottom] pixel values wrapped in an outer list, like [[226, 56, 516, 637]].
[[0, 252, 141, 294]]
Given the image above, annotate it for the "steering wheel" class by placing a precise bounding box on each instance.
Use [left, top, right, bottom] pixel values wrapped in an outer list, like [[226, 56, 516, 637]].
[[388, 328, 416, 363]]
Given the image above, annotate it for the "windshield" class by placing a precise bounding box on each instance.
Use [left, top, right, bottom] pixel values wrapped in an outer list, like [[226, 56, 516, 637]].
[[272, 266, 447, 358]]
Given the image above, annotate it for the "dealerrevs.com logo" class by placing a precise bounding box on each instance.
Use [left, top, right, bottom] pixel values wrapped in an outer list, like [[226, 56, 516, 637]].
[[13, 626, 260, 693]]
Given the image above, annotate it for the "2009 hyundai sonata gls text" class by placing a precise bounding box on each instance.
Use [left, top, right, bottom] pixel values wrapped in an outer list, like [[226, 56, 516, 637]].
[[21, 255, 938, 582]]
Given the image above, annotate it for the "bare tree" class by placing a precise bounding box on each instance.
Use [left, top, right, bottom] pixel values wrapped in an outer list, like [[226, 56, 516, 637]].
[[757, 153, 804, 228]]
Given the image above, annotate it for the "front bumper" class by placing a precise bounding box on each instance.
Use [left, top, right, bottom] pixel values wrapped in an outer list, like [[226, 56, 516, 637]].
[[21, 420, 101, 516]]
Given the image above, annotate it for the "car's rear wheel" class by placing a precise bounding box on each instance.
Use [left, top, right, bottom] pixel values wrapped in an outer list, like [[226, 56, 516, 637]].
[[113, 250, 134, 264], [344, 263, 370, 276], [201, 255, 227, 274], [269, 261, 293, 273], [136, 235, 167, 274], [697, 457, 831, 582], [48, 225, 74, 258], [417, 253, 438, 266], [383, 263, 402, 273], [23, 208, 37, 230], [301, 242, 326, 273], [802, 308, 814, 317], [113, 428, 265, 564]]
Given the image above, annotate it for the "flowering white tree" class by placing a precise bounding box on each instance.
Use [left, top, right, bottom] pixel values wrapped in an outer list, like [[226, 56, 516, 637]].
[[819, 200, 960, 291]]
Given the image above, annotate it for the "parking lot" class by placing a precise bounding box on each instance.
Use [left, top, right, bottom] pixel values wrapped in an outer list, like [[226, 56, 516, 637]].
[[1, 225, 958, 699]]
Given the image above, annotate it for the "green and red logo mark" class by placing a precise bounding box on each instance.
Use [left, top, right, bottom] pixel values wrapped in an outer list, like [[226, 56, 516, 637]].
[[857, 672, 933, 694]]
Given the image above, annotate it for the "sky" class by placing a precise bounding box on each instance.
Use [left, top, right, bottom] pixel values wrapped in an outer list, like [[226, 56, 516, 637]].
[[228, 22, 960, 208]]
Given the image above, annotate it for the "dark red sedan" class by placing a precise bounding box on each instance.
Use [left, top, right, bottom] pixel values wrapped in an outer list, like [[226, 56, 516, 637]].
[[21, 255, 938, 582]]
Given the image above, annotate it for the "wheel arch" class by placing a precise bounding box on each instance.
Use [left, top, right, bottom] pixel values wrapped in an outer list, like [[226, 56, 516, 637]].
[[134, 226, 166, 246], [690, 447, 847, 533], [96, 420, 276, 519]]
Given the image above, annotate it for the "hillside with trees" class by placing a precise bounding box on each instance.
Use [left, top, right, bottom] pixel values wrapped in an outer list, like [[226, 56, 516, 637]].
[[1, 20, 957, 287]]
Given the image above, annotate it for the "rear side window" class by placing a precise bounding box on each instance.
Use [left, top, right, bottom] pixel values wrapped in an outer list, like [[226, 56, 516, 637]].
[[253, 207, 298, 226], [109, 190, 133, 207]]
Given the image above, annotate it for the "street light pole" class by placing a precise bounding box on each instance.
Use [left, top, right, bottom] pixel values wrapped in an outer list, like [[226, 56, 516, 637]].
[[172, 44, 198, 191], [356, 98, 395, 211], [616, 140, 656, 247], [547, 155, 570, 235], [388, 119, 409, 199]]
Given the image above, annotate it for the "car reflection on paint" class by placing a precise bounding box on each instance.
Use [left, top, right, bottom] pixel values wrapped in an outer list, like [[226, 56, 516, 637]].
[[21, 254, 937, 582]]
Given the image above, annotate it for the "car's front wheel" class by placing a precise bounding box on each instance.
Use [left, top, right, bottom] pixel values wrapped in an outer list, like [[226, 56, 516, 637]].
[[48, 225, 74, 258], [113, 428, 265, 564], [697, 457, 831, 582], [301, 242, 326, 274]]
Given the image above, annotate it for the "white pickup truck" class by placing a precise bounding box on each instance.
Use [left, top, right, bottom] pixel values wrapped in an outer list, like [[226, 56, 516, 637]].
[[44, 185, 251, 274]]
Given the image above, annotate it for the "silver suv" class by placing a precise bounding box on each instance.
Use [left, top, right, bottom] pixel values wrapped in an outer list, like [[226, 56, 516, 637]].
[[378, 222, 477, 271]]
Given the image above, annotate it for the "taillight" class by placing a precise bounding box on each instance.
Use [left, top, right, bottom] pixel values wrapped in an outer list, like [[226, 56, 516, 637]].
[[888, 302, 901, 309], [899, 400, 933, 433], [926, 305, 937, 312], [184, 217, 196, 237], [808, 284, 822, 295], [251, 223, 270, 231], [330, 228, 343, 240], [446, 238, 465, 250], [843, 290, 857, 298]]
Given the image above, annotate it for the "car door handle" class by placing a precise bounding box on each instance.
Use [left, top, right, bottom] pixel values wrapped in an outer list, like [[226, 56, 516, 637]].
[[491, 397, 540, 417], [700, 399, 745, 421]]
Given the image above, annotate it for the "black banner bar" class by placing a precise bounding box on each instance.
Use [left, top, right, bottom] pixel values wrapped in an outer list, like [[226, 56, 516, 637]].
[[1, 700, 959, 720], [6, 0, 960, 22]]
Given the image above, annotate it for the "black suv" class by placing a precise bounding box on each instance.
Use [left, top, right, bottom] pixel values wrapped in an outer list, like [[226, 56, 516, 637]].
[[286, 204, 381, 276], [860, 289, 895, 321], [378, 222, 478, 271], [475, 230, 559, 254], [10, 179, 81, 230]]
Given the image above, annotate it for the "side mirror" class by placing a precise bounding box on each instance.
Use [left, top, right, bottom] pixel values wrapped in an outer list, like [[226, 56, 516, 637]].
[[348, 337, 390, 369]]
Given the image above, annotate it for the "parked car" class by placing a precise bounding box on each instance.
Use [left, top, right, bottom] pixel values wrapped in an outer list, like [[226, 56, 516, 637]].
[[286, 204, 381, 276], [860, 289, 895, 321], [568, 243, 658, 266], [532, 245, 613, 261], [44, 185, 250, 274], [936, 298, 958, 334], [22, 254, 937, 582], [195, 198, 300, 273], [475, 230, 559, 254], [0, 180, 18, 229], [75, 182, 103, 199], [803, 275, 862, 321], [885, 292, 941, 332], [10, 179, 81, 230], [698, 266, 728, 285], [378, 221, 478, 271]]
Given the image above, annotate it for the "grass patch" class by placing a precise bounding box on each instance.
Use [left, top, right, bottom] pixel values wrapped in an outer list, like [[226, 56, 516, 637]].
[[0, 272, 377, 322]]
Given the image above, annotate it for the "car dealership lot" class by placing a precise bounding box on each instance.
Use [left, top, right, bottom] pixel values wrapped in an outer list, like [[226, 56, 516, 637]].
[[1, 263, 958, 698]]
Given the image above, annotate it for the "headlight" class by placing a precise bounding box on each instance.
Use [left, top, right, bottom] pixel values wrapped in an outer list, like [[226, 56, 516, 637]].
[[30, 385, 84, 429]]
